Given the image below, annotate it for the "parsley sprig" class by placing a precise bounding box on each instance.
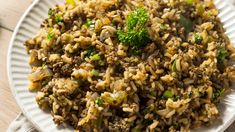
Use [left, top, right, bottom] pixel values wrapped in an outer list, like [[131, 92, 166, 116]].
[[117, 8, 150, 55]]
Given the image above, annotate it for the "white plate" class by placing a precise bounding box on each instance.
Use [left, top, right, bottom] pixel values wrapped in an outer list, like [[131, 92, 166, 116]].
[[7, 0, 235, 131]]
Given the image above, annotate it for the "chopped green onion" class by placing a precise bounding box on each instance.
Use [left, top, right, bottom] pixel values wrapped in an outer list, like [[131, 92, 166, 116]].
[[180, 15, 193, 33], [163, 90, 173, 98], [84, 19, 95, 28], [42, 62, 47, 69], [47, 31, 55, 41], [55, 14, 63, 23], [213, 88, 225, 101], [217, 46, 229, 62], [86, 46, 96, 56], [193, 34, 203, 43], [172, 60, 177, 72], [90, 54, 101, 61], [91, 69, 99, 76], [95, 98, 103, 106], [160, 24, 168, 30], [66, 0, 76, 6]]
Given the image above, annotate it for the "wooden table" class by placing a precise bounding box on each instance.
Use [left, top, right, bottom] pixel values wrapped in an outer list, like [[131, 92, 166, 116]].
[[0, 0, 235, 131], [0, 0, 32, 131]]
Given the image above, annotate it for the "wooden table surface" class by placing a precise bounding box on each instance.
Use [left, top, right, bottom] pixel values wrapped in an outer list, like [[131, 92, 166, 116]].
[[0, 0, 32, 131], [0, 0, 235, 132]]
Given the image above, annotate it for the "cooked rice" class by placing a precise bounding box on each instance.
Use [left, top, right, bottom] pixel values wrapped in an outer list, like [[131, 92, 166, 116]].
[[25, 0, 235, 131]]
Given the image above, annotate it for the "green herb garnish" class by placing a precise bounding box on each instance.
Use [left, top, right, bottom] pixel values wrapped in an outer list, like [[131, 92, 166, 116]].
[[42, 62, 47, 68], [47, 31, 55, 41], [84, 19, 95, 28], [180, 15, 193, 33], [126, 8, 149, 31], [172, 60, 177, 72], [91, 69, 99, 76], [55, 14, 63, 23], [86, 46, 96, 56], [217, 46, 229, 62], [117, 7, 150, 54], [90, 54, 101, 61], [213, 87, 225, 101], [160, 24, 168, 30], [95, 98, 103, 106], [193, 34, 203, 43], [163, 90, 173, 98]]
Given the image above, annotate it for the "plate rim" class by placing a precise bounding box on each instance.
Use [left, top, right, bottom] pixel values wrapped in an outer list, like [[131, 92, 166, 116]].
[[7, 0, 42, 131]]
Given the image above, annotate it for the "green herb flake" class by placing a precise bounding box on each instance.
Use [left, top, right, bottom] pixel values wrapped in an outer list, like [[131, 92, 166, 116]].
[[193, 34, 203, 43], [91, 69, 99, 76], [47, 31, 55, 41], [55, 14, 63, 24], [117, 7, 150, 55], [217, 46, 229, 62], [213, 88, 225, 101], [163, 90, 173, 98], [66, 0, 76, 6], [48, 8, 54, 16], [160, 24, 168, 30], [86, 46, 96, 56], [95, 98, 103, 106], [84, 19, 95, 28], [126, 7, 149, 31], [42, 62, 47, 68], [90, 54, 101, 61], [180, 15, 193, 33], [172, 60, 177, 72]]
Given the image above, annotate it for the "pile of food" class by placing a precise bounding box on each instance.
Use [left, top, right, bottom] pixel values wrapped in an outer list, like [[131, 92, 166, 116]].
[[25, 0, 235, 131]]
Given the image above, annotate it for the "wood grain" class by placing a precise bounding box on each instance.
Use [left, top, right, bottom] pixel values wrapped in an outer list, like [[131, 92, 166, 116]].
[[0, 0, 32, 131], [0, 28, 20, 131], [0, 0, 33, 31]]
